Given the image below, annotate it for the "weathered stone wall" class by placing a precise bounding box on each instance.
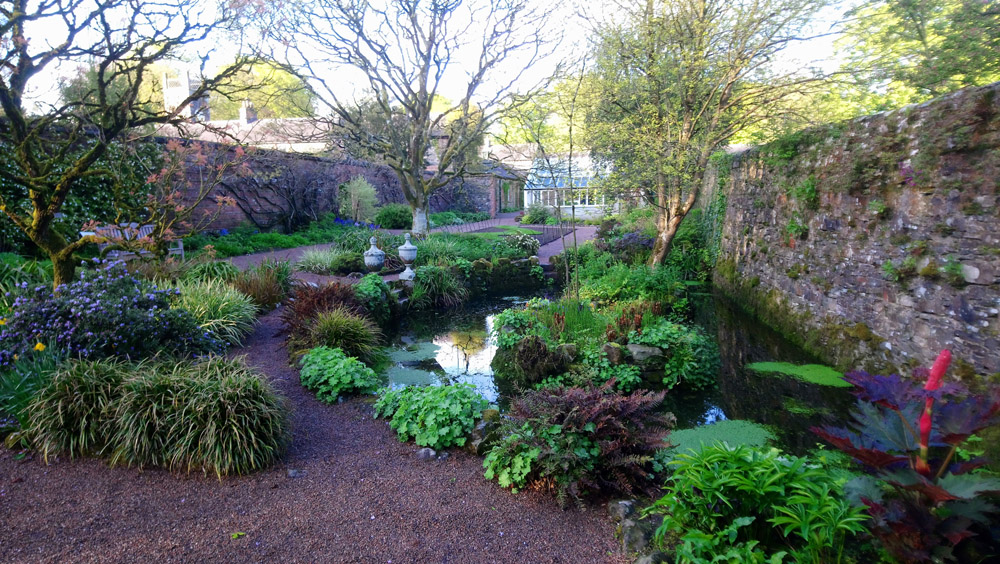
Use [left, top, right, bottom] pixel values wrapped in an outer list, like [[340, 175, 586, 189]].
[[181, 143, 493, 232], [713, 82, 1000, 376]]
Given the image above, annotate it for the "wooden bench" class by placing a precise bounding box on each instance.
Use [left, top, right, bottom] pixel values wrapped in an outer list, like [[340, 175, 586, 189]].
[[83, 223, 185, 261]]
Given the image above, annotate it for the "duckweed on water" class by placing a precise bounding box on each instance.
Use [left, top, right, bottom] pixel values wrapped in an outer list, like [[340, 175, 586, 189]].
[[667, 419, 777, 456], [746, 361, 850, 387]]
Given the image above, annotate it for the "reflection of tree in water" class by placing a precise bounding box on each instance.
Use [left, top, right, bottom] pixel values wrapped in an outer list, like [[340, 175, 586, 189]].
[[448, 330, 488, 372]]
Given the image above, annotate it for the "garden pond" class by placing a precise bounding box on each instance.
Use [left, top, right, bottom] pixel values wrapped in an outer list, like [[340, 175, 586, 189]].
[[383, 291, 856, 455]]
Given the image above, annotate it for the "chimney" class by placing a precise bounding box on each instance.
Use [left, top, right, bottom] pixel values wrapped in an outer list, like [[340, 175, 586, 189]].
[[239, 99, 257, 125]]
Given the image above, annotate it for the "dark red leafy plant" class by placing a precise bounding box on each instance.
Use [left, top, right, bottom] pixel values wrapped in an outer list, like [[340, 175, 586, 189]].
[[812, 351, 1000, 562]]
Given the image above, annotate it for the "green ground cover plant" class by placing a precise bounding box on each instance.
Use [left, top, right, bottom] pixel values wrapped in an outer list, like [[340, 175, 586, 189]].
[[483, 382, 673, 506], [299, 346, 379, 402], [630, 319, 720, 390], [747, 362, 850, 387], [353, 273, 394, 328], [644, 443, 868, 564], [374, 383, 489, 450]]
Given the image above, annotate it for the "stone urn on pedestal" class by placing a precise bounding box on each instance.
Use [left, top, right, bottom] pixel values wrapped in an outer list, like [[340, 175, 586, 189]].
[[398, 233, 417, 282], [363, 236, 385, 272]]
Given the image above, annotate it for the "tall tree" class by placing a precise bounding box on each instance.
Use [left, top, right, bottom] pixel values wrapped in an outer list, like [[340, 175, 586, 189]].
[[0, 0, 256, 286], [211, 62, 316, 120], [587, 0, 828, 265], [266, 0, 555, 236]]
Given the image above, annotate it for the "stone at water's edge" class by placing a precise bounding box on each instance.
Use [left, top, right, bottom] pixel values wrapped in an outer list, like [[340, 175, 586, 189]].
[[555, 343, 578, 362], [626, 344, 665, 367], [602, 342, 627, 365]]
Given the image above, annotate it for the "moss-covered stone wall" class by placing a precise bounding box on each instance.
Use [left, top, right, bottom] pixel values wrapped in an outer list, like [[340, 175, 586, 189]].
[[713, 81, 1000, 376]]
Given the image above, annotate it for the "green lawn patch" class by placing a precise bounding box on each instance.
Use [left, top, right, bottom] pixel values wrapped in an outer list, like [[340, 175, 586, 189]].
[[746, 361, 851, 387]]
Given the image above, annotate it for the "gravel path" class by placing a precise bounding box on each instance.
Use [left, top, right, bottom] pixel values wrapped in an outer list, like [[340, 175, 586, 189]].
[[0, 311, 627, 564]]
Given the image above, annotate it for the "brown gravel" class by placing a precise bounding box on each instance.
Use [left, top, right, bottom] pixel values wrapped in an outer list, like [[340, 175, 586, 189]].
[[0, 310, 627, 564]]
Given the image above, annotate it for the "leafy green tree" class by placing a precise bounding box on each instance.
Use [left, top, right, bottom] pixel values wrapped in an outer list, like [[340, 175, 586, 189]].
[[0, 0, 255, 286], [587, 0, 828, 265], [838, 0, 1000, 111], [338, 175, 377, 222], [211, 62, 315, 120]]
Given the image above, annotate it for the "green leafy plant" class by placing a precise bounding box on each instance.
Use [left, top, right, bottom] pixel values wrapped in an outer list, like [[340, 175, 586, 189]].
[[339, 175, 378, 222], [173, 279, 258, 346], [290, 306, 382, 365], [520, 203, 552, 225], [941, 255, 967, 287], [630, 319, 719, 390], [374, 203, 412, 229], [484, 382, 673, 506], [299, 346, 379, 402], [353, 273, 393, 327], [786, 214, 808, 239], [374, 384, 488, 450], [644, 444, 868, 564], [502, 232, 540, 255]]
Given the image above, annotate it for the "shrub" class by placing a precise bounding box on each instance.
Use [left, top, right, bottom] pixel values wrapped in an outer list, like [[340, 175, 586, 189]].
[[27, 359, 128, 461], [492, 307, 548, 349], [629, 319, 719, 390], [643, 444, 868, 564], [232, 259, 293, 312], [0, 261, 219, 367], [339, 176, 378, 222], [502, 232, 540, 255], [182, 260, 241, 282], [374, 203, 413, 229], [410, 266, 468, 310], [353, 273, 393, 327], [172, 279, 258, 346], [294, 248, 366, 275], [429, 211, 462, 227], [291, 306, 382, 364], [374, 383, 488, 450], [483, 382, 672, 505], [520, 203, 552, 224], [109, 356, 289, 476], [281, 282, 364, 338], [299, 346, 379, 402], [812, 352, 1000, 563]]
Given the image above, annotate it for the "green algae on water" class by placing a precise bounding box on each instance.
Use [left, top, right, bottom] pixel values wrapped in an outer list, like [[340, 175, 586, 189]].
[[747, 361, 851, 388], [667, 419, 777, 456]]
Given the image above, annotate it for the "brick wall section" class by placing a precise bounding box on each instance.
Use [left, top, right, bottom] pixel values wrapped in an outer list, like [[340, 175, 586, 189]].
[[179, 143, 493, 231], [713, 82, 1000, 375]]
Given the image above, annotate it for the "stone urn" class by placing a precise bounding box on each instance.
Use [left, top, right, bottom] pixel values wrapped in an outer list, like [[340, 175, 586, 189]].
[[398, 233, 417, 281], [363, 236, 385, 272]]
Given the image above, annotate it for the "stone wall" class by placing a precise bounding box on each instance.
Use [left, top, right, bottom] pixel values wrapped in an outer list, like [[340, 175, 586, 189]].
[[181, 142, 494, 232], [713, 82, 1000, 376]]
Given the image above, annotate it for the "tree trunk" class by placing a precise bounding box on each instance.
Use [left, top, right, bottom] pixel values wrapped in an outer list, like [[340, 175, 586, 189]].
[[648, 213, 683, 266], [51, 252, 77, 289], [411, 203, 430, 237]]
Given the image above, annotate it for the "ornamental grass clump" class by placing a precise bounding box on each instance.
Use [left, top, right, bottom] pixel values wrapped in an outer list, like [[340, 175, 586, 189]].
[[299, 346, 380, 402], [410, 266, 468, 310], [281, 281, 364, 337], [110, 356, 290, 477], [172, 279, 257, 346], [483, 381, 673, 506], [26, 359, 128, 461], [232, 260, 293, 312], [0, 260, 219, 368], [290, 306, 382, 365]]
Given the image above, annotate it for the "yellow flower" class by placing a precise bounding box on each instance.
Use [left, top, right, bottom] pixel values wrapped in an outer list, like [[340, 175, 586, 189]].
[[13, 354, 18, 361], [34, 342, 46, 352], [0, 318, 5, 325]]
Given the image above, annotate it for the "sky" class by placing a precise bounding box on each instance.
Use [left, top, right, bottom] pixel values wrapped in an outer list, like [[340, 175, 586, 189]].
[[22, 0, 853, 116]]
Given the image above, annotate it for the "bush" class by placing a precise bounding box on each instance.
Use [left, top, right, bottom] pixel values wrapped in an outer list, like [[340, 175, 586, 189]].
[[172, 279, 258, 346], [520, 203, 552, 225], [108, 356, 289, 476], [0, 261, 219, 367], [353, 273, 393, 328], [27, 359, 128, 460], [484, 382, 672, 505], [291, 306, 382, 364], [299, 346, 379, 402], [502, 232, 540, 255], [410, 266, 468, 310], [374, 203, 413, 229], [630, 319, 719, 390], [429, 211, 462, 227], [374, 384, 489, 450], [232, 259, 293, 312], [643, 444, 867, 563], [281, 282, 364, 338]]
